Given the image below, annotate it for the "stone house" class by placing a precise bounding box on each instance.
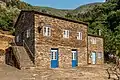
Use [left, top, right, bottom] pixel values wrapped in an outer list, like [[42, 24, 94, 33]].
[[7, 10, 104, 69], [14, 10, 88, 69], [88, 34, 104, 64]]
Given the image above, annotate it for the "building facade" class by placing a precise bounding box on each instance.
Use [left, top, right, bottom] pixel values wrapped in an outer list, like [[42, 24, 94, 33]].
[[88, 34, 104, 64], [14, 10, 88, 69]]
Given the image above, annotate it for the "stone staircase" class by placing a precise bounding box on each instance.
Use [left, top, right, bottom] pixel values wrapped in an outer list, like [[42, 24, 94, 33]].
[[11, 46, 34, 70]]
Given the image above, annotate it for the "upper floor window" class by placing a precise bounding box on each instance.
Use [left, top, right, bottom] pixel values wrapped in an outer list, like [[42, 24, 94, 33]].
[[91, 38, 96, 44], [77, 32, 82, 40], [16, 35, 19, 42], [98, 52, 102, 58], [63, 30, 69, 38], [26, 29, 31, 38], [43, 26, 51, 36]]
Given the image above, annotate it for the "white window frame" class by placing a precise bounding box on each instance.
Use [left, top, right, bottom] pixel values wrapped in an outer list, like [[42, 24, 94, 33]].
[[43, 26, 51, 37], [16, 35, 19, 42], [63, 30, 69, 38], [72, 51, 77, 60], [26, 29, 30, 38], [98, 52, 102, 58], [92, 38, 96, 44], [51, 50, 57, 60], [77, 32, 82, 40]]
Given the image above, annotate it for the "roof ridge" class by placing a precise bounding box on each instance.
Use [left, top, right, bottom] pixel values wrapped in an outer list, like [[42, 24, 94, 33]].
[[21, 10, 88, 26]]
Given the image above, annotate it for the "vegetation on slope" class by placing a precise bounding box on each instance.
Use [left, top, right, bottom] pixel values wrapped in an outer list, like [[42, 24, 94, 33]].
[[73, 2, 103, 14], [0, 1, 19, 32], [80, 0, 120, 56]]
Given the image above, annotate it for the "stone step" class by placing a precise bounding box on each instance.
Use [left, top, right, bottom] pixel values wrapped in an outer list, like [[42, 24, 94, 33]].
[[11, 46, 34, 69]]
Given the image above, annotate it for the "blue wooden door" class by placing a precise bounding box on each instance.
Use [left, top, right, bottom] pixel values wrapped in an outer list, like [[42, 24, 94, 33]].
[[92, 52, 96, 64], [51, 49, 58, 68], [72, 51, 78, 67]]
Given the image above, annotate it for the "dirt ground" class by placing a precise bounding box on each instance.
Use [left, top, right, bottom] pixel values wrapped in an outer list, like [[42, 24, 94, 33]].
[[0, 63, 118, 80]]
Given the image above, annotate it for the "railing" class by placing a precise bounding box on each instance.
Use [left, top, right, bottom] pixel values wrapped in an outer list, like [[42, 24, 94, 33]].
[[11, 38, 34, 63], [23, 40, 34, 63]]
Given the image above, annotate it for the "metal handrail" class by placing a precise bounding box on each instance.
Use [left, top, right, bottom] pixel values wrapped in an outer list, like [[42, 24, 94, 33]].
[[23, 40, 34, 58]]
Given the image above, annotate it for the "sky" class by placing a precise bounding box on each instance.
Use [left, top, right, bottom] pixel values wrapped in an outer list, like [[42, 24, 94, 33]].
[[21, 0, 105, 9]]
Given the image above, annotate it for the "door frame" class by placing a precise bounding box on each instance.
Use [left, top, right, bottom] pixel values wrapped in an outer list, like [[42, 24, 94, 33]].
[[91, 51, 96, 64], [72, 49, 78, 67], [50, 48, 59, 68]]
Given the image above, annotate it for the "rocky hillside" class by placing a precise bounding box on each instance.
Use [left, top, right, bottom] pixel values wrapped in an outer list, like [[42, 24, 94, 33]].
[[0, 30, 14, 51], [0, 30, 14, 64], [0, 36, 13, 64]]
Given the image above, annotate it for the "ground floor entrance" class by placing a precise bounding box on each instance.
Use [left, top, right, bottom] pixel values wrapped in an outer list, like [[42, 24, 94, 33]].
[[50, 48, 79, 68], [91, 52, 96, 64], [72, 50, 78, 67], [51, 49, 59, 68], [88, 51, 104, 65]]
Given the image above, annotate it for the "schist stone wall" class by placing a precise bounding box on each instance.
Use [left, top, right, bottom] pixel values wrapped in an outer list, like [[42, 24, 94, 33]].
[[34, 14, 88, 68], [88, 35, 104, 64], [15, 11, 35, 63]]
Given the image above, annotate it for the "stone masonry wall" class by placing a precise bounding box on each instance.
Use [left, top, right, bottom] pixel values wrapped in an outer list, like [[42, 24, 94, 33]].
[[15, 12, 35, 63], [88, 36, 104, 64], [35, 45, 87, 68], [34, 14, 88, 68], [0, 49, 5, 64]]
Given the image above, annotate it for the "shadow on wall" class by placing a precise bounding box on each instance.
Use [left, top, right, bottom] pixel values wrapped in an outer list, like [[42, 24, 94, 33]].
[[104, 52, 116, 64], [5, 47, 20, 69]]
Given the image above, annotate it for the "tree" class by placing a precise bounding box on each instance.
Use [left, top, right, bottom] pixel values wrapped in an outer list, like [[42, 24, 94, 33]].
[[65, 12, 73, 18], [41, 9, 47, 13]]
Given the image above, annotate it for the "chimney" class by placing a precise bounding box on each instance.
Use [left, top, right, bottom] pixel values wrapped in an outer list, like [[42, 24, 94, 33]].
[[98, 29, 101, 36]]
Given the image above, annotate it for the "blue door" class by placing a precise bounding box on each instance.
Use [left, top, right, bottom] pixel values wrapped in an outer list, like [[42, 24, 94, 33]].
[[91, 52, 96, 64], [51, 49, 58, 68], [72, 50, 78, 67]]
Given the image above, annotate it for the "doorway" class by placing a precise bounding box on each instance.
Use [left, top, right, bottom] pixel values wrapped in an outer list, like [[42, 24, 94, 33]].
[[51, 49, 59, 68], [91, 52, 96, 64], [72, 50, 78, 67]]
